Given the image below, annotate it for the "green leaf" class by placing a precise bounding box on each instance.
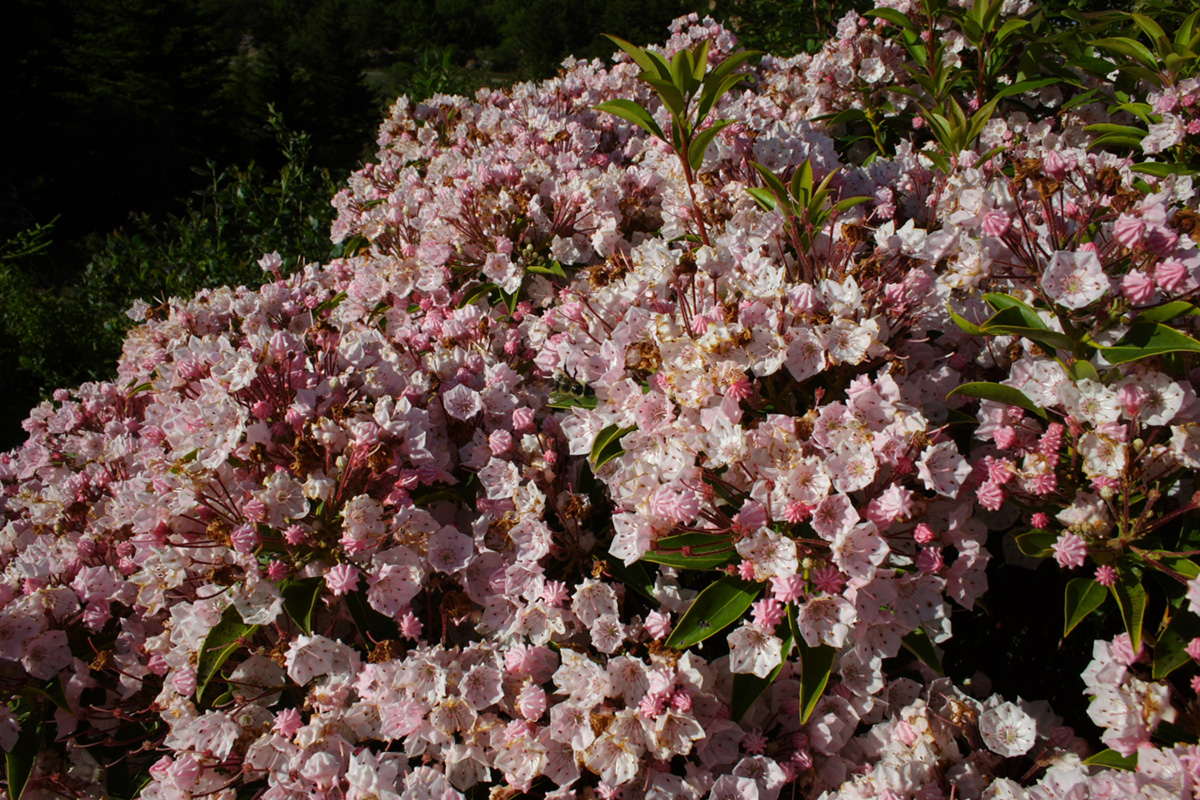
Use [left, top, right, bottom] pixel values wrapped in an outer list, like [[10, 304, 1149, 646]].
[[1063, 578, 1107, 637], [458, 282, 498, 308], [797, 639, 836, 724], [282, 577, 323, 635], [642, 532, 737, 571], [1145, 551, 1200, 580], [730, 606, 795, 722], [1111, 575, 1147, 654], [1061, 88, 1101, 111], [1128, 13, 1167, 50], [995, 18, 1029, 44], [1014, 529, 1058, 558], [750, 162, 790, 206], [606, 559, 657, 602], [1153, 611, 1200, 679], [196, 605, 257, 704], [947, 382, 1048, 419], [643, 77, 689, 121], [1084, 123, 1149, 139], [1133, 162, 1199, 178], [1083, 748, 1138, 770], [901, 627, 944, 674], [1067, 360, 1100, 381], [594, 100, 666, 142], [688, 120, 733, 172], [866, 7, 919, 33], [1098, 323, 1200, 364], [980, 311, 1076, 352], [1134, 302, 1199, 324], [948, 304, 983, 335], [664, 575, 760, 649], [590, 424, 636, 471], [547, 391, 598, 410], [604, 35, 662, 77], [5, 716, 39, 800], [746, 187, 778, 211], [1092, 36, 1160, 71]]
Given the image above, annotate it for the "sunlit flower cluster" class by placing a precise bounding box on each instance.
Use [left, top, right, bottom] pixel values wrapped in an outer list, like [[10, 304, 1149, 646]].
[[2, 1, 1200, 798]]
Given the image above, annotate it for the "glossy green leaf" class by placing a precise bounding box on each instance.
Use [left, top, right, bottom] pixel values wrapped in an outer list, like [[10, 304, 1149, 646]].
[[1153, 611, 1200, 679], [901, 626, 944, 674], [606, 559, 657, 602], [1084, 123, 1149, 139], [866, 7, 919, 33], [547, 391, 598, 410], [798, 639, 836, 724], [1092, 37, 1159, 71], [665, 575, 760, 649], [642, 532, 737, 571], [746, 187, 778, 211], [1132, 162, 1199, 178], [196, 605, 257, 704], [5, 716, 39, 800], [1083, 748, 1137, 770], [947, 382, 1048, 419], [282, 577, 323, 635], [590, 424, 636, 470], [948, 305, 983, 335], [1067, 360, 1100, 381], [1145, 551, 1200, 580], [980, 307, 1076, 352], [688, 120, 733, 172], [603, 35, 662, 77], [1014, 529, 1057, 558], [643, 77, 688, 120], [1098, 323, 1200, 364], [1111, 575, 1147, 654], [525, 261, 569, 279], [1128, 13, 1167, 50], [594, 100, 666, 142], [1064, 578, 1107, 637]]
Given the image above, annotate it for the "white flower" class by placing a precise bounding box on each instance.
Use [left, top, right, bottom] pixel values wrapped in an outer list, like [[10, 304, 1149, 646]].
[[1042, 250, 1108, 309], [728, 623, 783, 678], [979, 701, 1037, 757], [442, 383, 483, 420]]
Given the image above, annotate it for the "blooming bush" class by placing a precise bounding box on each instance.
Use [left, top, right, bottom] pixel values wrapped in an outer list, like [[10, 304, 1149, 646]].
[[4, 1, 1200, 798]]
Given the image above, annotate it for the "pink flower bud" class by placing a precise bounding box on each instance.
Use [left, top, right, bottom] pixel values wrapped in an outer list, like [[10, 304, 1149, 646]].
[[325, 563, 359, 596]]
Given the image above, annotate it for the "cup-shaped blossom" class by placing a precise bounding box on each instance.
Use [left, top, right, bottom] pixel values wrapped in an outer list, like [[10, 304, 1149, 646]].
[[1041, 250, 1108, 309]]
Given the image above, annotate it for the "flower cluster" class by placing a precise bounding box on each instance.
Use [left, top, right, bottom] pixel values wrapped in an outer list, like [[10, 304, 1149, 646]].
[[2, 1, 1200, 798]]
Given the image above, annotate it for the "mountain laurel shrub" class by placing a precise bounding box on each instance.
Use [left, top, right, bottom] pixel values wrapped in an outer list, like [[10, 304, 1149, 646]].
[[3, 1, 1200, 798]]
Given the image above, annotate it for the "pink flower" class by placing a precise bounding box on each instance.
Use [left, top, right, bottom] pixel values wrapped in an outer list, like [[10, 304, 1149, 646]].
[[517, 683, 548, 720], [1185, 638, 1200, 662], [752, 598, 784, 630], [231, 524, 259, 554], [325, 563, 359, 596], [273, 708, 303, 738], [770, 574, 806, 603], [1157, 259, 1189, 293], [912, 523, 936, 544], [644, 611, 672, 640], [1031, 512, 1050, 528], [399, 611, 423, 640], [976, 480, 1006, 512], [981, 210, 1011, 237], [916, 547, 944, 574], [1121, 270, 1156, 304], [1052, 533, 1088, 569]]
